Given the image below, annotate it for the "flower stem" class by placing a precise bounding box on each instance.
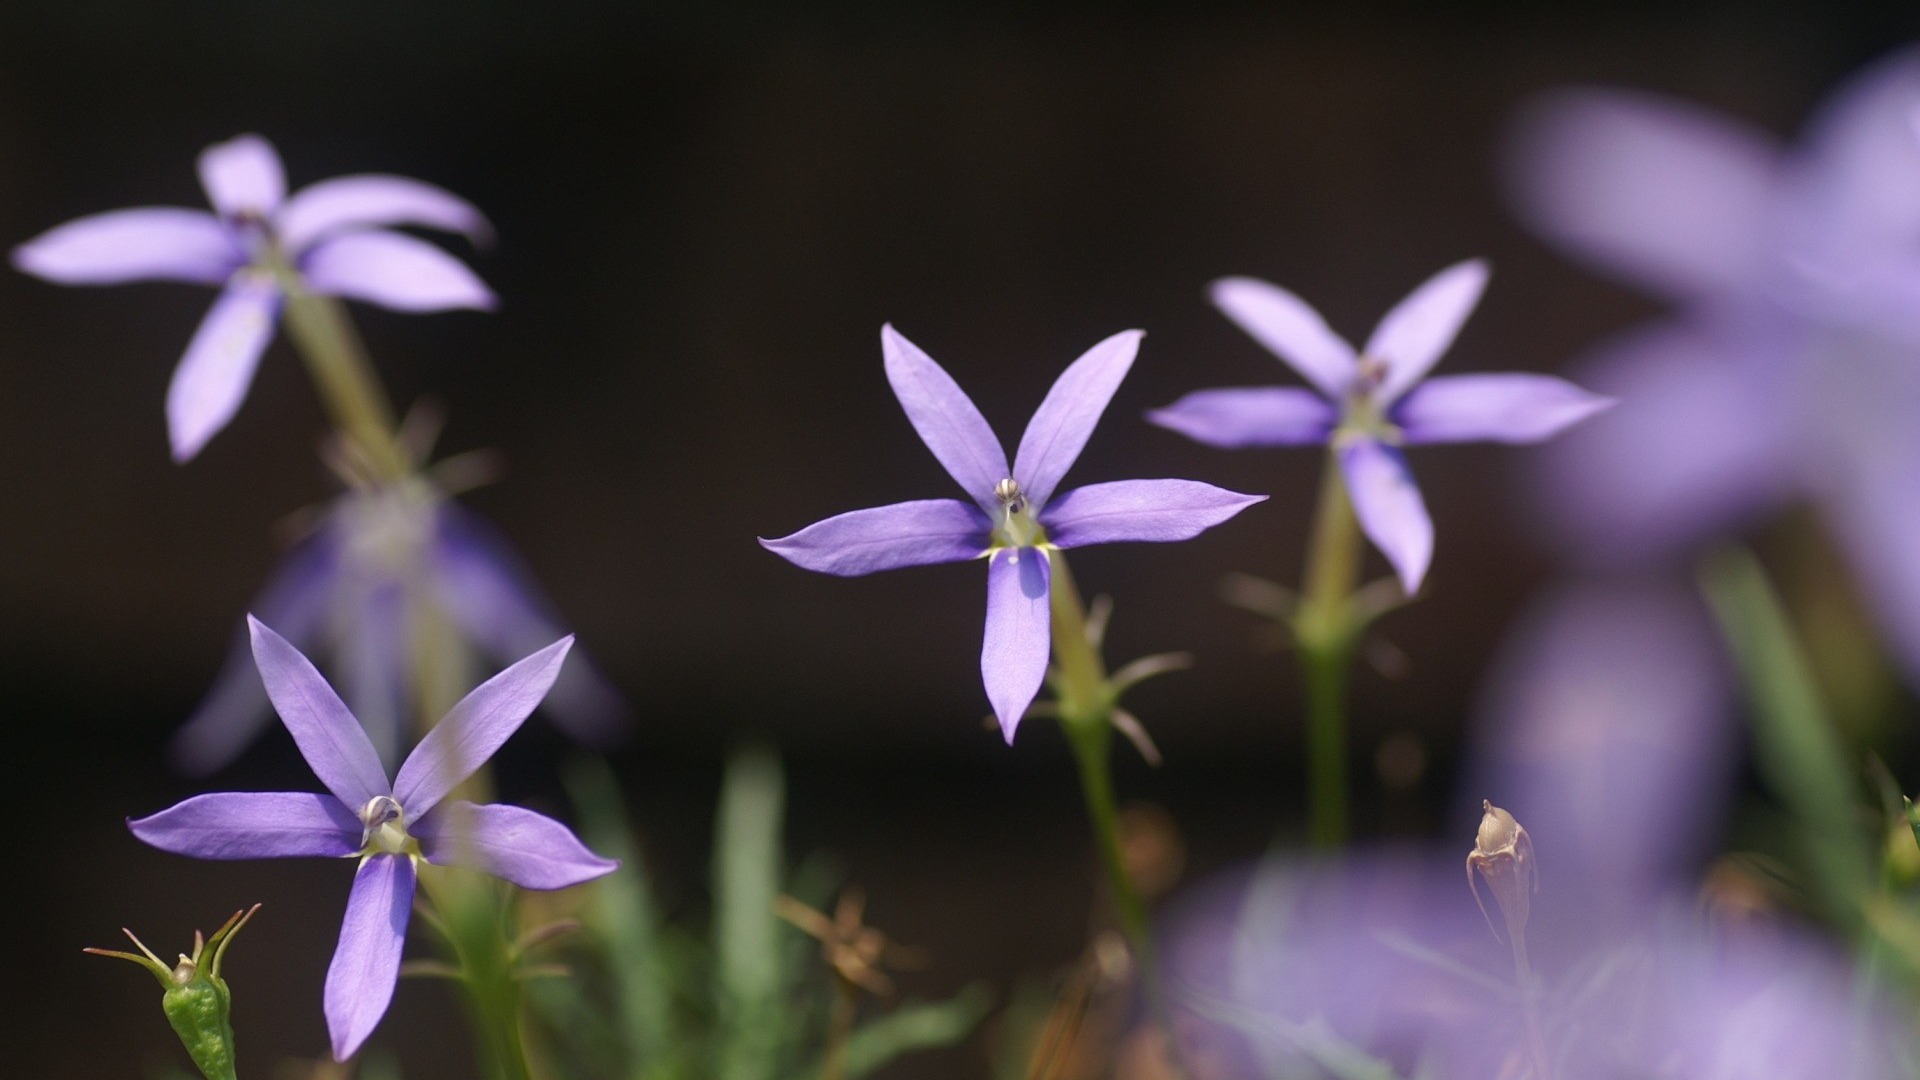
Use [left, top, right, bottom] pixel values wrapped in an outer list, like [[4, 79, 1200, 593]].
[[1292, 450, 1362, 848], [1507, 926, 1553, 1080], [417, 866, 535, 1080], [269, 261, 410, 482]]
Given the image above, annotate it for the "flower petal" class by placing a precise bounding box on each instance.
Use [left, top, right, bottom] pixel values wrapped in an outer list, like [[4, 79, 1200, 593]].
[[416, 801, 618, 890], [170, 531, 343, 775], [1040, 479, 1266, 548], [882, 324, 1010, 510], [277, 174, 494, 254], [1366, 259, 1489, 403], [198, 134, 287, 218], [167, 273, 282, 461], [325, 854, 415, 1062], [1338, 438, 1433, 595], [982, 547, 1050, 744], [1394, 373, 1615, 445], [11, 207, 240, 285], [337, 578, 412, 771], [1013, 330, 1141, 509], [1209, 276, 1357, 397], [429, 504, 629, 745], [249, 615, 390, 808], [391, 637, 573, 816], [1146, 387, 1337, 447], [300, 230, 496, 312], [129, 792, 361, 859], [1505, 88, 1780, 300], [759, 499, 991, 576]]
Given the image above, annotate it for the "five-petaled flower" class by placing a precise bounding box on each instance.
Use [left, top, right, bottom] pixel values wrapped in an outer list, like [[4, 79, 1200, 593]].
[[761, 325, 1265, 741], [1147, 260, 1612, 594], [12, 133, 495, 461], [129, 617, 617, 1062]]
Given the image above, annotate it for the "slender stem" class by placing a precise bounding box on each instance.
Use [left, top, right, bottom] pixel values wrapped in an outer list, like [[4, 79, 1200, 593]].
[[417, 867, 533, 1080], [1507, 929, 1553, 1080], [269, 260, 410, 481], [1293, 450, 1362, 848]]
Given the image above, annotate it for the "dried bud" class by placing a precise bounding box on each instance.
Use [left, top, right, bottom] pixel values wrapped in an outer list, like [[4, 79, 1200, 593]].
[[1467, 800, 1537, 942]]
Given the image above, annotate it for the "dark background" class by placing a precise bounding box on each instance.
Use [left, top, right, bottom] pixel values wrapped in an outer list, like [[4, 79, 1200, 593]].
[[2, 2, 1914, 1076]]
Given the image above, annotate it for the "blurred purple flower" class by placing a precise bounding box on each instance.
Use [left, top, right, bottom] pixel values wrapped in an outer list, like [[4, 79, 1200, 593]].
[[171, 476, 626, 775], [1148, 260, 1610, 594], [1507, 48, 1920, 680], [12, 133, 495, 461], [131, 618, 616, 1061], [761, 324, 1265, 741]]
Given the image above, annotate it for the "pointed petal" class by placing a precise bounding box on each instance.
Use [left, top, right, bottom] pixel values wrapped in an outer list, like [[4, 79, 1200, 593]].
[[1338, 439, 1433, 595], [1505, 89, 1780, 299], [325, 855, 415, 1061], [982, 548, 1050, 743], [129, 792, 361, 859], [416, 801, 618, 890], [300, 230, 496, 312], [277, 175, 493, 254], [199, 134, 287, 218], [1040, 479, 1265, 548], [392, 637, 573, 816], [759, 499, 991, 576], [249, 616, 389, 808], [1208, 276, 1357, 397], [11, 207, 240, 285], [1394, 373, 1615, 445], [430, 505, 628, 745], [1366, 259, 1489, 402], [1146, 386, 1337, 448], [167, 274, 282, 461], [881, 324, 1009, 510], [1012, 330, 1141, 508], [171, 532, 343, 774]]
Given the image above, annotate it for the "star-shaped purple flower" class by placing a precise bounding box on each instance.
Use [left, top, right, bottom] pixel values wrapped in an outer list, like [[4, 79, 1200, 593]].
[[130, 617, 616, 1061], [1147, 260, 1612, 594], [761, 325, 1265, 741], [12, 133, 495, 461]]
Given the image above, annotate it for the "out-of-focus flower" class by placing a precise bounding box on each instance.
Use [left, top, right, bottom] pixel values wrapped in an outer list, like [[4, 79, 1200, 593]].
[[1506, 48, 1920, 680], [131, 619, 617, 1062], [761, 325, 1264, 740], [1148, 261, 1610, 594], [12, 134, 494, 460], [171, 471, 627, 774]]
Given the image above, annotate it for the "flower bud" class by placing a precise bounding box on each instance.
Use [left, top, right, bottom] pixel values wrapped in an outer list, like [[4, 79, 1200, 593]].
[[86, 905, 259, 1080], [1467, 800, 1537, 941]]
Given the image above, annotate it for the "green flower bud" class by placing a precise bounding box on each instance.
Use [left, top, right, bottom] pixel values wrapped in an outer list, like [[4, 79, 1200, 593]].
[[86, 904, 260, 1080]]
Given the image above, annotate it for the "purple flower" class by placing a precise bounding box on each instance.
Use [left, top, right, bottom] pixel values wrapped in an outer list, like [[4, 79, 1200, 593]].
[[131, 617, 616, 1062], [1148, 261, 1612, 594], [1505, 48, 1920, 680], [171, 477, 627, 775], [761, 325, 1265, 741], [12, 133, 495, 461]]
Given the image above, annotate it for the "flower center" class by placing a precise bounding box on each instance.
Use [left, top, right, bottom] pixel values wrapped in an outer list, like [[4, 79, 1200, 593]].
[[358, 795, 412, 855], [1338, 354, 1402, 445], [990, 478, 1046, 549]]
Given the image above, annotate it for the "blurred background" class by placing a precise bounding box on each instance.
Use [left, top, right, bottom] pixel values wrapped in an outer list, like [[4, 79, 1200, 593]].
[[3, 1, 1917, 1076]]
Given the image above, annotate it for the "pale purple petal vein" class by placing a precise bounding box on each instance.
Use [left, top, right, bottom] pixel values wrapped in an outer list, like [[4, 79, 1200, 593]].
[[325, 855, 416, 1062], [1013, 329, 1141, 509], [1040, 479, 1266, 548], [759, 499, 991, 576], [391, 637, 574, 815], [1145, 386, 1338, 447], [981, 548, 1051, 744], [416, 801, 619, 890], [881, 324, 1010, 509], [128, 792, 361, 859], [1394, 373, 1615, 444]]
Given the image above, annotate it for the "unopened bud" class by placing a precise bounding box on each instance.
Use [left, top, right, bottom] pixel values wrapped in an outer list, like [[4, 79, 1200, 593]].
[[86, 905, 260, 1080], [1467, 800, 1537, 942]]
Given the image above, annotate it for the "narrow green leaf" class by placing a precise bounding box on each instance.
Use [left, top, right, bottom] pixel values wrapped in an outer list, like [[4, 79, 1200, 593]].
[[840, 983, 994, 1078], [712, 743, 786, 1080]]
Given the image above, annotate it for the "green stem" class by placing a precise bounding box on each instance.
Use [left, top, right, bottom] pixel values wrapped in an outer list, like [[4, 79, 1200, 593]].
[[269, 260, 410, 482], [1293, 451, 1362, 848], [418, 867, 534, 1080]]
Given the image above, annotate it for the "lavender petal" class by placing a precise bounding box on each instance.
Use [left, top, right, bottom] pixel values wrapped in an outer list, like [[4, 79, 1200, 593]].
[[300, 230, 497, 312], [1338, 438, 1433, 596], [1394, 373, 1615, 445], [198, 134, 287, 218], [11, 207, 241, 286], [325, 854, 415, 1062], [277, 174, 494, 254], [248, 615, 391, 808], [338, 578, 412, 771], [982, 547, 1050, 743], [129, 792, 361, 859], [1146, 386, 1337, 447], [416, 801, 618, 890], [1366, 259, 1489, 403], [759, 499, 991, 576], [1041, 479, 1265, 548], [166, 274, 282, 461], [1209, 276, 1357, 397], [1012, 329, 1141, 509], [881, 323, 1010, 510], [391, 637, 574, 816]]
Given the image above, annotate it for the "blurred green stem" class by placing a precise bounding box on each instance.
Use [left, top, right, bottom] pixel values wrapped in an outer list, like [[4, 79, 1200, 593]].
[[1293, 451, 1360, 848], [268, 251, 410, 482], [418, 867, 534, 1080]]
